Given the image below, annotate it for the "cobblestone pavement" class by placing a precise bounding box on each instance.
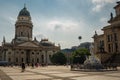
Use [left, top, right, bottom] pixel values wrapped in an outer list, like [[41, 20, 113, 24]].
[[0, 66, 120, 80]]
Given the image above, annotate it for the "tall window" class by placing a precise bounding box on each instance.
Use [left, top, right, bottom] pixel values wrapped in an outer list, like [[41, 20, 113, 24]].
[[108, 44, 111, 52], [37, 58, 39, 62], [21, 52, 24, 54], [115, 43, 118, 52], [99, 40, 104, 52], [21, 58, 24, 62], [114, 33, 117, 41], [110, 34, 113, 42], [111, 44, 113, 52], [16, 58, 18, 62], [107, 34, 113, 42], [21, 32, 23, 36], [41, 55, 44, 63], [107, 35, 110, 42]]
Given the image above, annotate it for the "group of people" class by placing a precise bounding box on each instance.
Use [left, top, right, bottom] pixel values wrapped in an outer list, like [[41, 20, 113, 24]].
[[21, 62, 44, 72]]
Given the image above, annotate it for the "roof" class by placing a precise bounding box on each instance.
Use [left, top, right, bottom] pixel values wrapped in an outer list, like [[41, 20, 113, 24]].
[[18, 6, 30, 17], [40, 39, 54, 46], [114, 1, 120, 9]]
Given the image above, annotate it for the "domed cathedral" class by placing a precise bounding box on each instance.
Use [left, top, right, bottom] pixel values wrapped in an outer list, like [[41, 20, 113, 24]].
[[0, 5, 60, 65], [93, 2, 120, 65]]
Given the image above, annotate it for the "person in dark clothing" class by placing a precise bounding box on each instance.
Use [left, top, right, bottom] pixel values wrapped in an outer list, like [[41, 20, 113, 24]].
[[31, 63, 34, 68], [21, 62, 25, 72]]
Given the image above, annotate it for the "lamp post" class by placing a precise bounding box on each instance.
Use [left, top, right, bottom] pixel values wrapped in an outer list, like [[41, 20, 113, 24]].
[[45, 51, 47, 66], [78, 36, 82, 45]]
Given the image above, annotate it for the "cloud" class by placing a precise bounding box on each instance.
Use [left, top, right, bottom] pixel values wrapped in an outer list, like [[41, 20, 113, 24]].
[[91, 0, 116, 12], [92, 4, 103, 12], [32, 16, 91, 48], [96, 29, 103, 35], [8, 16, 16, 25], [46, 19, 80, 32], [57, 40, 79, 49], [100, 17, 108, 23], [54, 24, 62, 30], [34, 33, 47, 40], [92, 0, 115, 4]]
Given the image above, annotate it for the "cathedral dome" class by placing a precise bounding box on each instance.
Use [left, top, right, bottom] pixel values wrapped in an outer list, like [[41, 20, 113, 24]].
[[18, 6, 30, 17], [40, 39, 54, 46]]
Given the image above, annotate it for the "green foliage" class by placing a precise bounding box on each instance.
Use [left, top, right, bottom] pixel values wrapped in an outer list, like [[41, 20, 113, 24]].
[[50, 52, 67, 65], [72, 48, 90, 64]]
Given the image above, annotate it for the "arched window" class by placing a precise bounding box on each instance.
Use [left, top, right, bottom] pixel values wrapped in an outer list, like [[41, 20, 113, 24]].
[[21, 32, 23, 36], [49, 55, 52, 58], [32, 52, 34, 55]]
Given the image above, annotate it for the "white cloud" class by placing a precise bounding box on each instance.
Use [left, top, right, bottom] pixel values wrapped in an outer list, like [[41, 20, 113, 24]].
[[92, 4, 103, 12], [91, 0, 116, 12], [100, 17, 108, 23], [57, 40, 80, 49], [34, 33, 47, 39], [8, 16, 16, 25], [31, 16, 92, 48], [96, 29, 103, 35], [92, 0, 115, 4], [46, 19, 79, 32]]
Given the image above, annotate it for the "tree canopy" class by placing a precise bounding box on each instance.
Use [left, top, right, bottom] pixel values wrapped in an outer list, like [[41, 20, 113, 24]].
[[50, 52, 67, 65], [72, 48, 90, 64]]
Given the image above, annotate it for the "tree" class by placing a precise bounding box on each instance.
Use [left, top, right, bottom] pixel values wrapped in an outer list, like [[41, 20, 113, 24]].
[[50, 52, 67, 65], [72, 48, 90, 64]]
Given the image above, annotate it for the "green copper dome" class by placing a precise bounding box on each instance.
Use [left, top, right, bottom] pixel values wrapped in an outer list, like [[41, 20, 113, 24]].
[[18, 6, 30, 17]]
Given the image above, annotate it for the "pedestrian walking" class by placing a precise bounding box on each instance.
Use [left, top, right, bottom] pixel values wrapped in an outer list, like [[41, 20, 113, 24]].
[[31, 63, 34, 68], [21, 62, 25, 72]]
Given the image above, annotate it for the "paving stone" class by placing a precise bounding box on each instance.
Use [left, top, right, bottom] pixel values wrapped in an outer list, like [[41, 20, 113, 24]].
[[0, 66, 120, 80]]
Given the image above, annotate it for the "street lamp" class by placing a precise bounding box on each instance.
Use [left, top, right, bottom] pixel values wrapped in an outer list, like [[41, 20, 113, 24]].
[[78, 36, 82, 44]]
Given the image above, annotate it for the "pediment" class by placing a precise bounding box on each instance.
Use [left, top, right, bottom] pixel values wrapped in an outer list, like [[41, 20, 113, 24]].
[[17, 42, 39, 47]]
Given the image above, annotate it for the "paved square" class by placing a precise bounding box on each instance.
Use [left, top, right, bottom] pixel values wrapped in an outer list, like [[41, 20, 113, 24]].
[[0, 66, 120, 80]]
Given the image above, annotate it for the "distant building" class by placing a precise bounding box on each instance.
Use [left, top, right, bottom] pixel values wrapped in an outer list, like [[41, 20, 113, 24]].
[[78, 42, 92, 51], [93, 2, 120, 64], [61, 42, 92, 64], [0, 5, 60, 65], [61, 49, 74, 64]]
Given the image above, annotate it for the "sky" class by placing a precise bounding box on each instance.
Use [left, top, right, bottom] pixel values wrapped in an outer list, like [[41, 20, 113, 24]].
[[0, 0, 119, 49]]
